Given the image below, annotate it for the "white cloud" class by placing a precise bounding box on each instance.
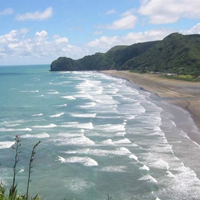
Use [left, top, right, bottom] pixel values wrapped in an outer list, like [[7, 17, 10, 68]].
[[1, 23, 200, 65], [122, 9, 137, 17], [105, 9, 116, 15], [35, 30, 48, 38], [180, 23, 200, 35], [107, 15, 137, 30], [189, 23, 200, 34], [139, 0, 200, 24], [0, 8, 14, 16], [87, 36, 119, 48], [0, 30, 19, 43], [35, 30, 48, 43], [0, 29, 78, 64], [52, 34, 69, 43], [122, 29, 173, 44], [15, 7, 53, 21], [0, 28, 174, 64], [106, 9, 137, 30], [87, 29, 172, 52], [54, 37, 69, 44]]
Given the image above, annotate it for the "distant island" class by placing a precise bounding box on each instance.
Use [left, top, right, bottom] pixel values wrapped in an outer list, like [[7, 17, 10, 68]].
[[50, 33, 200, 77]]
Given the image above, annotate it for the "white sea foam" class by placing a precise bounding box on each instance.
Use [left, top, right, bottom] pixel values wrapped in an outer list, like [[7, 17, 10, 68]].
[[64, 147, 132, 157], [115, 132, 126, 136], [139, 165, 150, 171], [0, 141, 15, 149], [0, 128, 32, 132], [122, 121, 127, 125], [116, 147, 132, 155], [114, 138, 131, 144], [74, 93, 93, 99], [19, 169, 24, 173], [123, 96, 138, 102], [58, 71, 71, 74], [79, 102, 97, 108], [129, 154, 138, 161], [36, 94, 44, 97], [101, 139, 114, 145], [126, 115, 136, 120], [151, 159, 169, 170], [58, 156, 98, 166], [64, 148, 108, 156], [100, 166, 127, 172], [71, 113, 96, 118], [95, 124, 125, 132], [88, 89, 103, 95], [166, 171, 176, 178], [58, 156, 66, 163], [50, 82, 63, 85], [61, 96, 76, 100], [56, 104, 67, 107], [33, 124, 57, 128], [57, 130, 84, 138], [31, 113, 43, 117], [94, 105, 118, 113], [47, 91, 59, 94], [20, 90, 39, 93], [101, 138, 132, 146], [21, 132, 50, 138], [50, 112, 64, 118], [94, 95, 119, 105], [139, 175, 157, 184], [61, 122, 93, 129], [154, 126, 162, 132], [56, 134, 95, 146]]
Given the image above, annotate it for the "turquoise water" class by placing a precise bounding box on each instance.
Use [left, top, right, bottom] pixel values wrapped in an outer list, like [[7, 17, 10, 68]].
[[0, 65, 200, 200]]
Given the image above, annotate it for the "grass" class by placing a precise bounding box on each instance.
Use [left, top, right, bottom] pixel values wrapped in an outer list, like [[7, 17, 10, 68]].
[[163, 74, 200, 82], [0, 136, 41, 200]]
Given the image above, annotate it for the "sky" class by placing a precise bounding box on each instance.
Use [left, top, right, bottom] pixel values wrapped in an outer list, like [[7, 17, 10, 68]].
[[1, 0, 200, 65]]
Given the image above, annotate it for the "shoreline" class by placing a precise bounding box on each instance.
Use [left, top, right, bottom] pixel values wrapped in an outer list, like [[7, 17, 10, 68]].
[[101, 70, 200, 133], [101, 70, 200, 177]]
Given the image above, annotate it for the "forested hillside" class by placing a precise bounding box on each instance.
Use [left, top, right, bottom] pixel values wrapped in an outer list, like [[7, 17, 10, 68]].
[[50, 41, 158, 71], [50, 33, 200, 76]]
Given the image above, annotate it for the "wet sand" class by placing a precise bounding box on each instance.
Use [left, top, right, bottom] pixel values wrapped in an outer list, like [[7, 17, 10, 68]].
[[102, 70, 200, 141], [102, 70, 200, 177]]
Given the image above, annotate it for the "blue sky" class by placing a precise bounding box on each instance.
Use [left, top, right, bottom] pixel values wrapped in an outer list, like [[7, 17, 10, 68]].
[[1, 0, 200, 65]]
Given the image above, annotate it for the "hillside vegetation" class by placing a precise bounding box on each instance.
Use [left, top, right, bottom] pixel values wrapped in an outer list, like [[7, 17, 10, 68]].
[[50, 41, 158, 71], [50, 33, 200, 76]]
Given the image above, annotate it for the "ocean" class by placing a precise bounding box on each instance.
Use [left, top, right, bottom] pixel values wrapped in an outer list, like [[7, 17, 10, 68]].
[[0, 65, 200, 200]]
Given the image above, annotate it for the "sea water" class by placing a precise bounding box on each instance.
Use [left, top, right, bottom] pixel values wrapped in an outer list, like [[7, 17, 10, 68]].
[[0, 65, 200, 200]]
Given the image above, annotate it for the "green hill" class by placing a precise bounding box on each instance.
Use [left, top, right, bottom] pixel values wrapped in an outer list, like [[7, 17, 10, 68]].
[[50, 33, 200, 76], [121, 33, 200, 75], [50, 41, 158, 71]]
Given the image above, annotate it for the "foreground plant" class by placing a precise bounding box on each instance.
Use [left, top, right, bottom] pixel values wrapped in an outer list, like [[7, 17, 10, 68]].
[[26, 141, 41, 200], [0, 136, 41, 200]]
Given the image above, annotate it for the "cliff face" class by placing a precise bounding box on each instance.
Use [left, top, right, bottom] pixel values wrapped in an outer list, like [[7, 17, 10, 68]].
[[50, 33, 200, 75]]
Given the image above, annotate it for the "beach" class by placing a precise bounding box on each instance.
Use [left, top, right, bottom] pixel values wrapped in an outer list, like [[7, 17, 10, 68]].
[[102, 70, 200, 131], [102, 70, 200, 177]]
